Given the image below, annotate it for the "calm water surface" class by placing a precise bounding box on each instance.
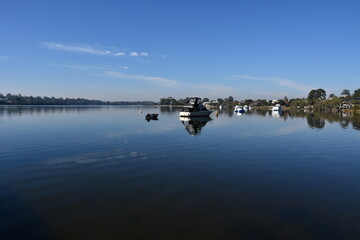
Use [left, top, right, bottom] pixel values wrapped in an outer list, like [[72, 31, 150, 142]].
[[1, 106, 360, 240]]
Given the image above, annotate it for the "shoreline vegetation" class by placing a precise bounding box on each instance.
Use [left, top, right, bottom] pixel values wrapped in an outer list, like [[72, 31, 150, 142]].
[[1, 88, 360, 112], [0, 93, 155, 106]]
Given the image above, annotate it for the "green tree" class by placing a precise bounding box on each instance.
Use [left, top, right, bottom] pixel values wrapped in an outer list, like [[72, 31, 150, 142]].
[[259, 99, 268, 106], [244, 99, 253, 105], [228, 96, 234, 102], [329, 93, 336, 99], [202, 97, 209, 102], [308, 88, 326, 105], [289, 99, 306, 109], [353, 89, 360, 98], [341, 89, 351, 97]]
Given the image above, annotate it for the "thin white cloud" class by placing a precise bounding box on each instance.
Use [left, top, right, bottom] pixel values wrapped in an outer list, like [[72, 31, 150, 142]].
[[48, 63, 107, 70], [0, 55, 9, 60], [114, 52, 126, 56], [232, 75, 312, 92], [118, 66, 129, 70], [42, 42, 149, 57], [49, 63, 131, 71], [43, 42, 112, 55], [161, 55, 168, 58], [105, 71, 178, 87], [129, 52, 139, 57]]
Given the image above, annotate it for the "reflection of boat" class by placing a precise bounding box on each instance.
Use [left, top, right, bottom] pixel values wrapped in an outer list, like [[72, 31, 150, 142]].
[[272, 104, 282, 111], [145, 113, 158, 122], [271, 111, 280, 117], [179, 116, 211, 136], [234, 105, 245, 113], [179, 97, 212, 117]]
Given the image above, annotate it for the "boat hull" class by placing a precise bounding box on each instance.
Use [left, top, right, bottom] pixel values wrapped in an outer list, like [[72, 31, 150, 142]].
[[179, 111, 212, 117]]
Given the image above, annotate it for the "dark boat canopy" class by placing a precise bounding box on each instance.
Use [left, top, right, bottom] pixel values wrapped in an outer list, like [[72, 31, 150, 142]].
[[187, 97, 202, 106]]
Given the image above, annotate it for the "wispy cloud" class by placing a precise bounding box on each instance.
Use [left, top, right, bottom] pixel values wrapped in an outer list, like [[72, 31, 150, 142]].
[[43, 42, 112, 55], [105, 71, 178, 87], [232, 75, 312, 92], [129, 52, 139, 57], [129, 52, 149, 57], [49, 63, 131, 71], [0, 55, 9, 60], [42, 42, 147, 57], [48, 63, 107, 70], [118, 66, 129, 70]]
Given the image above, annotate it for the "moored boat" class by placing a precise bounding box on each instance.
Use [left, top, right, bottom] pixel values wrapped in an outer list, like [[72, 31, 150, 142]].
[[234, 105, 245, 113], [179, 97, 212, 117], [145, 113, 158, 121]]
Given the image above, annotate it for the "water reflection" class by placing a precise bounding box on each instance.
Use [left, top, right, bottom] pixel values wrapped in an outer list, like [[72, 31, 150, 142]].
[[307, 113, 326, 129], [1, 106, 360, 132], [179, 116, 212, 136], [253, 109, 360, 131], [0, 105, 109, 117], [271, 111, 283, 118]]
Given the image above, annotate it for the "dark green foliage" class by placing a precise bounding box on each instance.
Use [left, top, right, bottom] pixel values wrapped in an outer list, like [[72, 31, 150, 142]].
[[289, 99, 307, 108], [0, 93, 155, 105], [341, 89, 351, 97], [329, 93, 337, 99], [313, 98, 342, 111], [244, 99, 254, 105], [353, 89, 360, 98], [308, 88, 326, 105]]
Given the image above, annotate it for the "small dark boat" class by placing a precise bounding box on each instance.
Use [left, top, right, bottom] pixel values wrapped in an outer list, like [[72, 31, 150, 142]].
[[145, 113, 159, 122]]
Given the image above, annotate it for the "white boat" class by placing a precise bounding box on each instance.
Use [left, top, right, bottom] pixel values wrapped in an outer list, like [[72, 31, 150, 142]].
[[272, 104, 282, 111], [234, 105, 245, 113], [179, 97, 212, 117]]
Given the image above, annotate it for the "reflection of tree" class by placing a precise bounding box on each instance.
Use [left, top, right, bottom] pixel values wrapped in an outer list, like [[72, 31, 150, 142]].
[[159, 106, 178, 114], [307, 113, 325, 129], [254, 110, 268, 117], [180, 117, 211, 136], [352, 114, 360, 130], [243, 109, 360, 131], [340, 119, 350, 129], [0, 106, 98, 117]]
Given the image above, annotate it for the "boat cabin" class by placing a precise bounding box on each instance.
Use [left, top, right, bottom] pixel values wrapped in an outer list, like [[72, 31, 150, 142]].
[[186, 97, 202, 107]]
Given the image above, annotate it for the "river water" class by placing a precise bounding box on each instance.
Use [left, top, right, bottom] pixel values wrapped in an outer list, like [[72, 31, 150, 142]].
[[1, 106, 359, 240]]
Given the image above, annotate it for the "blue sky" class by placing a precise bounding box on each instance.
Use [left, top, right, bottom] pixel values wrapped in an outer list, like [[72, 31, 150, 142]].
[[1, 0, 359, 101]]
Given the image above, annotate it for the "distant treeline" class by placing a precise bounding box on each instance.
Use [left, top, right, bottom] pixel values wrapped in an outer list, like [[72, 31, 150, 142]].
[[0, 93, 155, 105]]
